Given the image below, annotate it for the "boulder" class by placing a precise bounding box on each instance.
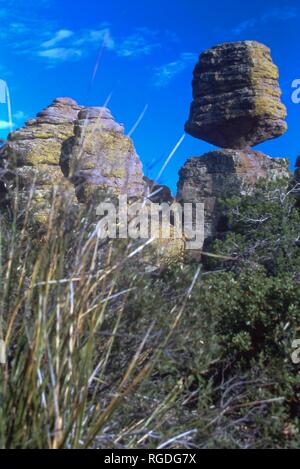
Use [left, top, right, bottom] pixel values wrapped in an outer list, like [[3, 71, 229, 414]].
[[61, 107, 144, 204], [144, 225, 186, 271], [0, 98, 81, 229], [185, 41, 287, 149], [177, 149, 290, 239]]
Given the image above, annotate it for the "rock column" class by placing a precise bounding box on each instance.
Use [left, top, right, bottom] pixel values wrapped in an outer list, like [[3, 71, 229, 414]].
[[178, 41, 289, 240]]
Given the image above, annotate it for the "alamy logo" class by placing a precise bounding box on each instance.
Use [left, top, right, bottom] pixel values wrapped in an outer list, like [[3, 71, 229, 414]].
[[96, 195, 205, 250], [291, 79, 300, 104], [0, 339, 6, 364], [291, 339, 300, 365]]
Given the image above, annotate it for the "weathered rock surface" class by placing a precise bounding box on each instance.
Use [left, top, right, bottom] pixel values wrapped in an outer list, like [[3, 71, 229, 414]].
[[185, 41, 287, 149], [6, 98, 81, 167], [61, 107, 144, 204], [143, 176, 174, 204], [177, 149, 290, 239], [144, 225, 186, 271], [0, 99, 146, 229], [0, 98, 81, 228]]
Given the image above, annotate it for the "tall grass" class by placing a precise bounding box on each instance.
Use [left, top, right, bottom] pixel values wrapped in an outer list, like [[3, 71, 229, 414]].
[[0, 190, 199, 449]]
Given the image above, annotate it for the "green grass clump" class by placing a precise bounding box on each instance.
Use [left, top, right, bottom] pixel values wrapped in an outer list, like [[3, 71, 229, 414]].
[[0, 177, 300, 449]]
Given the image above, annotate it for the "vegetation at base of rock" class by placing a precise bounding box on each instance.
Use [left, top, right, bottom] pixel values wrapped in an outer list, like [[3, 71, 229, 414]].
[[0, 176, 299, 449], [0, 40, 297, 449], [176, 149, 290, 240]]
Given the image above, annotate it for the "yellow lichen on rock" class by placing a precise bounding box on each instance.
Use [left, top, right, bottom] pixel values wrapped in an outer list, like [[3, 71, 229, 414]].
[[1, 98, 81, 231], [65, 107, 144, 204], [185, 41, 287, 148]]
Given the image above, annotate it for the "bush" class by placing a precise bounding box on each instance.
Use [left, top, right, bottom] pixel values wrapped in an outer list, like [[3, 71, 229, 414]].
[[0, 178, 300, 448]]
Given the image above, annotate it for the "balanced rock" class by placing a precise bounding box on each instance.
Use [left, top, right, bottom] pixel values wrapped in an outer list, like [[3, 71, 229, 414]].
[[185, 41, 287, 149], [61, 107, 144, 204], [1, 98, 81, 228], [177, 149, 290, 239]]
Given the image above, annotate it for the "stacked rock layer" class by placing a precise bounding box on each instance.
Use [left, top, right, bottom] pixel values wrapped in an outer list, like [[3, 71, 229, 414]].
[[177, 149, 290, 239], [178, 41, 290, 242], [185, 41, 287, 149], [0, 98, 81, 228], [0, 99, 146, 230], [0, 98, 185, 268], [61, 107, 144, 204]]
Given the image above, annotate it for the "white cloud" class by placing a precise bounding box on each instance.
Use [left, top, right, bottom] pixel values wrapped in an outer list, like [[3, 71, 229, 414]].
[[38, 47, 83, 62], [73, 28, 115, 50], [152, 52, 197, 87], [232, 6, 298, 35], [232, 19, 257, 35], [35, 27, 115, 63], [0, 120, 14, 130], [0, 14, 173, 66], [35, 25, 161, 63], [9, 22, 30, 34], [13, 110, 27, 120], [116, 32, 159, 57], [262, 7, 298, 21], [41, 29, 74, 48]]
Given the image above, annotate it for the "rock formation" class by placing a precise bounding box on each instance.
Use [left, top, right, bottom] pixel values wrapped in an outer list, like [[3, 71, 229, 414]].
[[61, 107, 144, 204], [0, 99, 146, 230], [0, 38, 291, 264], [177, 149, 290, 239], [143, 176, 174, 204], [0, 98, 81, 228], [185, 41, 287, 149], [0, 97, 184, 268], [178, 41, 290, 242]]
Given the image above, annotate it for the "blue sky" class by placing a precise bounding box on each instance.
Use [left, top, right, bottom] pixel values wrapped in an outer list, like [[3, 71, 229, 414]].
[[0, 0, 299, 192]]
